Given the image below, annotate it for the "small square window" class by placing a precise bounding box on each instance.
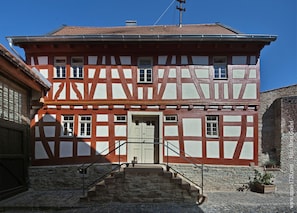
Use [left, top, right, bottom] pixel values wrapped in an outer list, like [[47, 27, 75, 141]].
[[206, 115, 219, 137], [54, 57, 66, 78], [114, 115, 127, 122], [213, 56, 227, 79], [164, 115, 178, 122]]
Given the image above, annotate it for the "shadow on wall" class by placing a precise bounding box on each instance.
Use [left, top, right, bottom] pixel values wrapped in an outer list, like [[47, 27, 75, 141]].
[[261, 99, 281, 167]]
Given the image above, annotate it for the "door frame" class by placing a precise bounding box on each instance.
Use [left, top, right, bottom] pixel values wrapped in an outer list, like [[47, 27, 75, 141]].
[[127, 111, 163, 164]]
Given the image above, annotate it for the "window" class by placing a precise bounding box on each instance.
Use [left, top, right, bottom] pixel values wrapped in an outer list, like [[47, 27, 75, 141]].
[[164, 115, 178, 122], [61, 115, 74, 136], [0, 77, 27, 124], [206, 115, 219, 137], [54, 57, 66, 78], [71, 57, 84, 78], [114, 115, 127, 122], [79, 115, 92, 137], [138, 57, 153, 83], [213, 56, 227, 79]]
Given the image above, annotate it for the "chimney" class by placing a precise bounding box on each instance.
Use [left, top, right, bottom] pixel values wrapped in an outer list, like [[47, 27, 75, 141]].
[[125, 20, 137, 26]]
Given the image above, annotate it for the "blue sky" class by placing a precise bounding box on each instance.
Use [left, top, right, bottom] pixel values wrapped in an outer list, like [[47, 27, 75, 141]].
[[0, 0, 296, 91]]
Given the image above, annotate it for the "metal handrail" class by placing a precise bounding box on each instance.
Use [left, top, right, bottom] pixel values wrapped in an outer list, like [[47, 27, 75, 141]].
[[78, 138, 204, 196]]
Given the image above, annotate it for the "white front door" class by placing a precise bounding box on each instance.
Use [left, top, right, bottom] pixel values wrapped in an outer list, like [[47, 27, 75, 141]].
[[129, 116, 158, 163]]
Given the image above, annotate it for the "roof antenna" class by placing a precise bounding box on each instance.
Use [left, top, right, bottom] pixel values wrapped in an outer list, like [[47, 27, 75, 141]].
[[176, 0, 186, 27]]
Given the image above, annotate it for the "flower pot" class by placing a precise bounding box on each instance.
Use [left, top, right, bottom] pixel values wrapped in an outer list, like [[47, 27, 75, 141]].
[[252, 183, 275, 193]]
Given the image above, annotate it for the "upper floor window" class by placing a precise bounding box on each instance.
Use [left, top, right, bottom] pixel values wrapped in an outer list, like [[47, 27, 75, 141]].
[[206, 115, 219, 137], [138, 57, 153, 83], [61, 115, 74, 137], [71, 57, 84, 78], [79, 115, 91, 137], [54, 57, 66, 78], [213, 56, 227, 79]]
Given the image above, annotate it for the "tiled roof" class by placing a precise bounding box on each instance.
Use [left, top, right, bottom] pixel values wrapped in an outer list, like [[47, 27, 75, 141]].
[[0, 44, 51, 90], [50, 23, 239, 36]]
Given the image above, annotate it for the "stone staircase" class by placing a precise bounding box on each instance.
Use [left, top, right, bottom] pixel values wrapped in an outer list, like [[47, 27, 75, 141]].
[[81, 165, 203, 203]]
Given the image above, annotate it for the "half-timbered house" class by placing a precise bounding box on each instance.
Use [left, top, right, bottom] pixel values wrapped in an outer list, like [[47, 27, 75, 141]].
[[9, 23, 276, 168], [0, 44, 50, 199]]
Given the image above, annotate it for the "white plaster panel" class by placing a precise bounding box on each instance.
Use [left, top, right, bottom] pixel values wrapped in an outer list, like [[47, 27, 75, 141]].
[[37, 56, 48, 65], [60, 141, 73, 158], [76, 83, 84, 99], [233, 84, 242, 99], [223, 116, 241, 122], [239, 142, 254, 159], [214, 83, 219, 99], [43, 114, 56, 122], [44, 126, 55, 138], [164, 126, 178, 136], [200, 83, 210, 99], [207, 141, 220, 158], [223, 126, 241, 137], [102, 56, 106, 65], [112, 84, 127, 99], [158, 69, 164, 78], [249, 69, 257, 78], [181, 56, 188, 64], [223, 141, 237, 159], [111, 68, 120, 78], [158, 56, 167, 65], [192, 56, 208, 65], [232, 69, 245, 78], [247, 116, 254, 122], [224, 83, 229, 99], [138, 87, 143, 99], [195, 68, 209, 78], [77, 141, 91, 156], [232, 56, 247, 65], [35, 141, 48, 159], [70, 84, 78, 100], [97, 114, 108, 122], [246, 127, 254, 137], [35, 126, 40, 137], [169, 68, 176, 78], [184, 140, 202, 157], [162, 83, 177, 99], [243, 84, 257, 99], [99, 68, 106, 78], [115, 125, 127, 137], [111, 56, 116, 65], [96, 126, 109, 137], [148, 88, 153, 99], [165, 140, 180, 156], [88, 56, 98, 65], [182, 83, 199, 99], [120, 56, 131, 65], [128, 84, 133, 96], [48, 141, 55, 156], [183, 118, 201, 136], [93, 84, 107, 99], [123, 69, 132, 78], [171, 55, 176, 64], [181, 69, 191, 78], [31, 57, 35, 66], [53, 82, 65, 100], [96, 141, 109, 155], [115, 140, 126, 155], [39, 69, 48, 78], [88, 68, 96, 78]]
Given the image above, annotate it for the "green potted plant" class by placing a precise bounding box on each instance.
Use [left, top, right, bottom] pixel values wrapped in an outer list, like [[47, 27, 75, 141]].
[[249, 169, 275, 193]]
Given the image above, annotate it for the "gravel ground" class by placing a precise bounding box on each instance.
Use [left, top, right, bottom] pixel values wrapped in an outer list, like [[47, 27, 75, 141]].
[[0, 189, 296, 213]]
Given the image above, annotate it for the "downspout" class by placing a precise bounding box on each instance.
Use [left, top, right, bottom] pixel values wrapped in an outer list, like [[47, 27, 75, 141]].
[[6, 37, 26, 62]]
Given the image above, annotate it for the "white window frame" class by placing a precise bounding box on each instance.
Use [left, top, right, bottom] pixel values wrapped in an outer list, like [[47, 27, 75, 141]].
[[61, 115, 74, 137], [206, 115, 219, 137], [164, 115, 178, 122], [78, 115, 92, 137], [213, 56, 227, 79], [54, 56, 66, 78], [114, 115, 127, 122], [138, 57, 153, 83], [71, 56, 84, 79]]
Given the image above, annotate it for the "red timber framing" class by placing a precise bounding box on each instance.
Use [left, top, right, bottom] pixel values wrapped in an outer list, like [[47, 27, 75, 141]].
[[9, 24, 276, 166]]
